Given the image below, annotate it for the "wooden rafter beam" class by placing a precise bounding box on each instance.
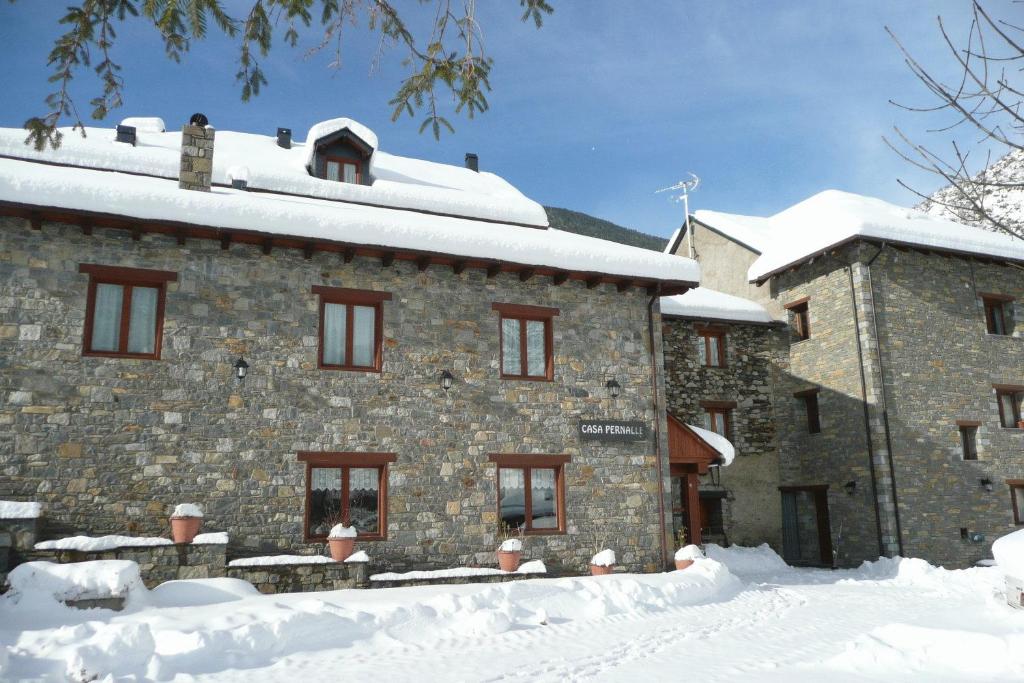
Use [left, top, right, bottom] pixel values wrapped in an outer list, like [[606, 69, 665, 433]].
[[131, 225, 142, 241], [176, 229, 187, 246], [381, 251, 395, 268], [343, 247, 355, 263], [262, 238, 273, 255], [486, 263, 501, 279], [303, 243, 315, 260], [417, 256, 431, 272], [552, 271, 569, 286], [80, 219, 92, 236], [616, 280, 633, 293], [518, 268, 535, 282], [29, 212, 42, 230], [220, 233, 231, 250], [452, 260, 467, 275], [585, 277, 601, 290]]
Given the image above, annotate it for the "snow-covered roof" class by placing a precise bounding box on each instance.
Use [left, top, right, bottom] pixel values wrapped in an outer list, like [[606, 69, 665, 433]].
[[693, 210, 772, 254], [0, 120, 701, 287], [749, 190, 1024, 282], [0, 121, 543, 226], [660, 287, 778, 324], [688, 424, 735, 466]]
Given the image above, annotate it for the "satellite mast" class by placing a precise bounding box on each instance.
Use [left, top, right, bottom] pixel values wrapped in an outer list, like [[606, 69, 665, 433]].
[[656, 173, 700, 259]]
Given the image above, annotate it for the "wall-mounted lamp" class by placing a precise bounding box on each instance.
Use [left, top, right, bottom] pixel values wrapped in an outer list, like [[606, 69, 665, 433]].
[[709, 462, 722, 486], [843, 480, 857, 496], [233, 357, 249, 382], [980, 478, 994, 493], [440, 369, 454, 392], [606, 379, 621, 399]]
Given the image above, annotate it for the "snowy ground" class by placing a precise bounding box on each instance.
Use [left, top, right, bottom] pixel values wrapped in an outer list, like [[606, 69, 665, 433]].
[[1, 546, 1021, 682]]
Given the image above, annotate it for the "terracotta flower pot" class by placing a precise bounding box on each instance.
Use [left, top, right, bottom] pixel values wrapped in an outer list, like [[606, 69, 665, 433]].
[[675, 559, 695, 571], [170, 516, 202, 544], [328, 537, 356, 562], [1018, 420, 1024, 429], [497, 550, 522, 572], [590, 563, 614, 576]]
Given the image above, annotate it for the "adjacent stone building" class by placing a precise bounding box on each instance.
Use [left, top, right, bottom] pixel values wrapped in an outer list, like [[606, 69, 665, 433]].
[[0, 116, 700, 574], [671, 190, 1024, 568]]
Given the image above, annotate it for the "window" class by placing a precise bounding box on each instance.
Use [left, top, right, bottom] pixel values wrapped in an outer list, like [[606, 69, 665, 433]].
[[80, 264, 177, 359], [492, 303, 558, 381], [795, 388, 821, 434], [298, 452, 396, 540], [323, 156, 361, 184], [313, 286, 391, 371], [697, 326, 726, 367], [489, 454, 569, 534], [785, 298, 810, 341], [957, 421, 979, 460], [981, 294, 1013, 335], [996, 386, 1024, 428], [703, 407, 731, 438], [1011, 481, 1024, 525], [699, 493, 726, 536]]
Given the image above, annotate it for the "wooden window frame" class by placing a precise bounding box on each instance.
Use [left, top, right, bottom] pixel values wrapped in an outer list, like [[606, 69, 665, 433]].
[[488, 453, 569, 535], [981, 293, 1013, 336], [995, 384, 1024, 429], [312, 286, 392, 372], [322, 155, 363, 184], [701, 405, 732, 439], [697, 325, 727, 367], [1009, 480, 1024, 526], [785, 297, 810, 341], [794, 387, 821, 434], [297, 452, 396, 542], [79, 264, 177, 360], [492, 303, 558, 382]]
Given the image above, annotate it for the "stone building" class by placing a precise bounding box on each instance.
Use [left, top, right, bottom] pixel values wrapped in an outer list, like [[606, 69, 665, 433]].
[[0, 116, 700, 574], [660, 287, 787, 552], [669, 189, 1024, 568]]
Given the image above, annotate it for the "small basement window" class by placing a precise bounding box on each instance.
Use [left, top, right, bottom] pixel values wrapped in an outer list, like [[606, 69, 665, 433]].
[[996, 387, 1023, 428], [785, 298, 810, 341], [79, 264, 177, 359], [795, 388, 821, 434], [981, 294, 1013, 335]]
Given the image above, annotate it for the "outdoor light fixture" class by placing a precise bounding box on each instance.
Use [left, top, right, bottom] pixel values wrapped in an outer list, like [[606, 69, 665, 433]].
[[843, 480, 856, 495], [440, 370, 454, 392], [709, 463, 722, 486], [233, 357, 249, 382], [980, 478, 994, 493], [606, 379, 622, 399]]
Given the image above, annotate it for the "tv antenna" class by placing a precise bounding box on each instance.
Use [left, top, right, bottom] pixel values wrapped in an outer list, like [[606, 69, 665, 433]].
[[656, 173, 700, 259]]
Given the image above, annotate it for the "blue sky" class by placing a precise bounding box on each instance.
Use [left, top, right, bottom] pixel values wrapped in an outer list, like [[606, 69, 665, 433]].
[[0, 2, 980, 238]]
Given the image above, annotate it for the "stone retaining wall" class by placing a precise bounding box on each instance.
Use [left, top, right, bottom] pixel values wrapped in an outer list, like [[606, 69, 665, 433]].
[[29, 542, 227, 589], [227, 560, 368, 593]]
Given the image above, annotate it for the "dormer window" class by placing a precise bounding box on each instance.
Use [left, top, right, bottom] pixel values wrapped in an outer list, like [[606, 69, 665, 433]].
[[306, 121, 375, 186]]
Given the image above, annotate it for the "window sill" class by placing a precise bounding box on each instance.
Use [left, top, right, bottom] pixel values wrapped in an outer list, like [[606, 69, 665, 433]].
[[790, 337, 812, 347], [82, 351, 161, 360], [521, 529, 566, 536], [318, 364, 382, 373], [984, 333, 1020, 340], [306, 534, 386, 543], [499, 375, 554, 383]]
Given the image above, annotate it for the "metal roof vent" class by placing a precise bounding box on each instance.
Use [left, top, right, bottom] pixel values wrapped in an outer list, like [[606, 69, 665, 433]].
[[277, 127, 292, 149], [115, 125, 137, 146], [465, 153, 479, 172]]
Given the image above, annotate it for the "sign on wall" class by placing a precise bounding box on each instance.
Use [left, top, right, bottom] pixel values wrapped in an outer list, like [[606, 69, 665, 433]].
[[578, 420, 649, 442]]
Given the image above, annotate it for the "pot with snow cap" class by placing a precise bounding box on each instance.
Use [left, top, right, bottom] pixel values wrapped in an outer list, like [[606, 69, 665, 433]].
[[497, 537, 523, 572], [589, 548, 616, 576], [674, 544, 704, 570], [170, 503, 204, 543], [328, 523, 357, 561]]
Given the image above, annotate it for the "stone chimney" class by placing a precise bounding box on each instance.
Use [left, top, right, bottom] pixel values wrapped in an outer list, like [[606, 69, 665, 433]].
[[179, 116, 215, 192]]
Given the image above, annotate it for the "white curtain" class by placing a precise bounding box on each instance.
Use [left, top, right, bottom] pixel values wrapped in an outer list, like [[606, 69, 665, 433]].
[[90, 283, 123, 351], [502, 318, 521, 375], [525, 320, 545, 376], [352, 305, 375, 367], [531, 468, 557, 529], [343, 163, 358, 183], [127, 286, 158, 354], [323, 303, 346, 365], [325, 160, 340, 182]]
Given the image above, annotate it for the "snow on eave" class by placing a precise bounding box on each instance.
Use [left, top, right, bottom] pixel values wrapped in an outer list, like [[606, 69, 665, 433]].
[[692, 210, 769, 255], [0, 157, 700, 286], [660, 287, 780, 325], [664, 224, 685, 255], [686, 423, 735, 466], [747, 190, 1024, 283]]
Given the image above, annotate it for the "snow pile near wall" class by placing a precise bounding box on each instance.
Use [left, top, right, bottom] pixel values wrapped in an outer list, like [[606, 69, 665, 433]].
[[661, 287, 777, 324], [748, 190, 1024, 281], [992, 528, 1024, 578], [6, 560, 145, 605], [675, 545, 705, 561], [693, 210, 772, 253], [371, 561, 545, 581], [344, 550, 370, 563], [0, 500, 42, 519], [0, 559, 737, 681], [191, 532, 228, 545], [687, 424, 736, 465], [704, 543, 788, 575], [35, 535, 173, 552], [228, 555, 334, 567]]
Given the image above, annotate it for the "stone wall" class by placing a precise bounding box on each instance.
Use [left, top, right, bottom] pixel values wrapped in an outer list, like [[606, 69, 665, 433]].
[[227, 560, 367, 593], [769, 246, 887, 566], [662, 316, 786, 550], [0, 216, 669, 574], [29, 542, 227, 588], [870, 246, 1024, 567]]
